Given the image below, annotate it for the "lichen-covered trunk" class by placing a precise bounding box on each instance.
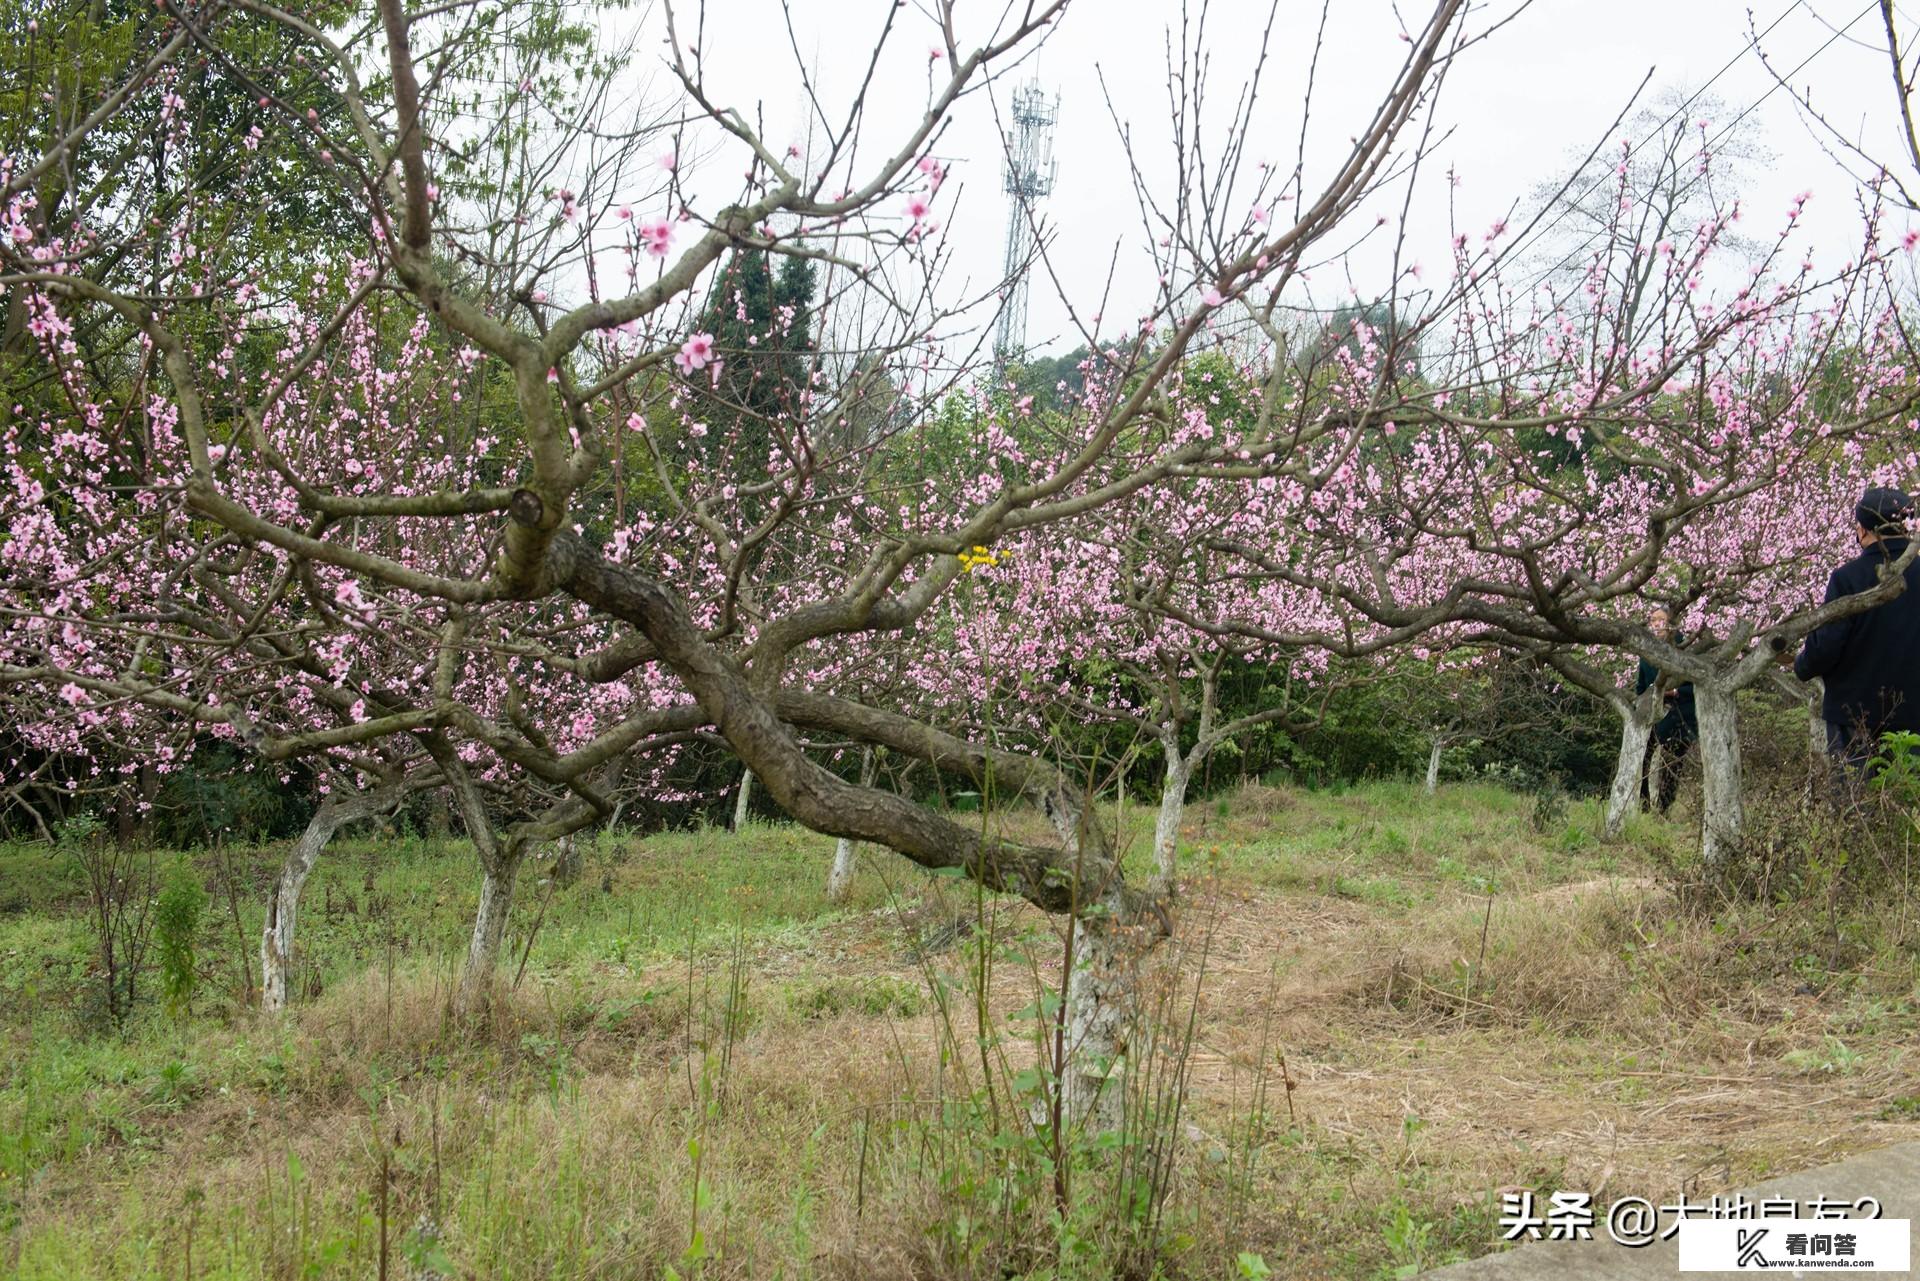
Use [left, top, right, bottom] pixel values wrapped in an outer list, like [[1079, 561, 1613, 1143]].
[[1061, 901, 1141, 1133], [732, 768, 752, 830], [1424, 741, 1444, 795], [1695, 682, 1744, 866], [1604, 691, 1662, 841], [826, 837, 856, 902], [262, 783, 404, 1013], [1021, 781, 1151, 1134], [826, 750, 875, 903], [262, 816, 334, 1014], [1151, 755, 1191, 887], [1645, 741, 1668, 811], [458, 849, 522, 1015]]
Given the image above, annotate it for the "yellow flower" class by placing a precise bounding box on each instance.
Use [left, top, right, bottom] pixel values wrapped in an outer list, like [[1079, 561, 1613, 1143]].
[[958, 544, 1004, 573]]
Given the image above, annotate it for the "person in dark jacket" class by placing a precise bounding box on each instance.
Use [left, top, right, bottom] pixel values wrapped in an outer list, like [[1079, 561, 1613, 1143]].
[[1794, 486, 1920, 766], [1636, 606, 1697, 812]]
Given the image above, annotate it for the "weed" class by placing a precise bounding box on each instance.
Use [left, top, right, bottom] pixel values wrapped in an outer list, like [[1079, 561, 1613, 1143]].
[[65, 818, 157, 1026], [154, 858, 207, 1017], [1782, 1036, 1864, 1076], [792, 975, 924, 1020], [1528, 776, 1570, 834], [5, 784, 1915, 1279]]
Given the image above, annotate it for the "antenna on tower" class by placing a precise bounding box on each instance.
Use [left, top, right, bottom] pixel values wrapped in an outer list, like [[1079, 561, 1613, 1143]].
[[994, 80, 1059, 369]]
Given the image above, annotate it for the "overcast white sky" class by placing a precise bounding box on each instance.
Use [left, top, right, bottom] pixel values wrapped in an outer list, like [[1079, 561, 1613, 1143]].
[[617, 0, 1914, 354]]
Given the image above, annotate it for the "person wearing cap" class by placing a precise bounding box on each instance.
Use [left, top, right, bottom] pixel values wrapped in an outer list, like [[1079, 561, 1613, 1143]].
[[1793, 485, 1920, 764]]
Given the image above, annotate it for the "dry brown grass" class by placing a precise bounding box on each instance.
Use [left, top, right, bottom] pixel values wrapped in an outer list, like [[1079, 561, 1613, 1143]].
[[11, 785, 1920, 1279], [1172, 871, 1917, 1232]]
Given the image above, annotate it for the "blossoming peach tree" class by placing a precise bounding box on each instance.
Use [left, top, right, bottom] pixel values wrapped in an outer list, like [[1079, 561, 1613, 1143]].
[[1194, 169, 1920, 864], [6, 0, 1725, 1127]]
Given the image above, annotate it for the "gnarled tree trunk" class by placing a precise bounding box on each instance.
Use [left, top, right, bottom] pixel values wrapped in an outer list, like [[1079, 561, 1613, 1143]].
[[426, 742, 529, 1018], [1424, 739, 1445, 794], [1061, 902, 1139, 1134], [1694, 681, 1744, 866], [460, 842, 524, 1014], [552, 553, 1171, 1123], [261, 779, 409, 1014], [1151, 748, 1192, 888], [1604, 688, 1663, 841], [1027, 781, 1154, 1134], [548, 833, 582, 887], [429, 744, 626, 1018]]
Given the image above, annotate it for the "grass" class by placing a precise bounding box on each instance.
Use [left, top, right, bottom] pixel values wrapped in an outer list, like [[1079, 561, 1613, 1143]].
[[3, 779, 1917, 1278]]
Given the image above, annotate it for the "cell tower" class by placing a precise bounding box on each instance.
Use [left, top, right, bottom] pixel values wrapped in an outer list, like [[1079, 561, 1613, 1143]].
[[994, 81, 1059, 365]]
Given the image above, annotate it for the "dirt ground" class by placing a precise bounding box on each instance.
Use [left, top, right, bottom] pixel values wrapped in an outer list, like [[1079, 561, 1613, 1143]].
[[9, 784, 1919, 1278]]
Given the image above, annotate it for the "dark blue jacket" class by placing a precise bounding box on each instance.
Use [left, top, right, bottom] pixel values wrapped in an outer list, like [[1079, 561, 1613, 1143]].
[[1795, 537, 1920, 737], [1635, 656, 1697, 742]]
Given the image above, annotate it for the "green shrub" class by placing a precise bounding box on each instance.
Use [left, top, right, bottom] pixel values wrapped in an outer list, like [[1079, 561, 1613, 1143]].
[[149, 739, 314, 847], [154, 859, 208, 1017]]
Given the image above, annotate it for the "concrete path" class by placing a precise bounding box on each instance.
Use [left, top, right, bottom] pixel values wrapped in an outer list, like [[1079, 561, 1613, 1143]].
[[1427, 1141, 1920, 1278]]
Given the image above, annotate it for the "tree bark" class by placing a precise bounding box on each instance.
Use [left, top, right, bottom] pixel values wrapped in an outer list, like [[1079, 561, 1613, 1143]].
[[550, 536, 1172, 1114], [1059, 891, 1163, 1133], [549, 832, 582, 887], [1151, 751, 1191, 887], [826, 835, 856, 902], [423, 740, 529, 1019], [556, 544, 1158, 919], [1694, 681, 1744, 866], [459, 845, 523, 1015], [262, 780, 409, 1013], [115, 784, 137, 848], [826, 750, 875, 903], [417, 738, 622, 1018], [732, 768, 752, 830], [1603, 689, 1662, 841], [261, 819, 328, 1015], [1424, 740, 1444, 795]]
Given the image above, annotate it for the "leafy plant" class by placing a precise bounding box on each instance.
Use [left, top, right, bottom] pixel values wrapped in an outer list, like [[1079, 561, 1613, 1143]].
[[1783, 1035, 1864, 1076], [1870, 731, 1920, 810], [145, 1059, 200, 1110], [1379, 1200, 1440, 1279], [154, 858, 208, 1016]]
